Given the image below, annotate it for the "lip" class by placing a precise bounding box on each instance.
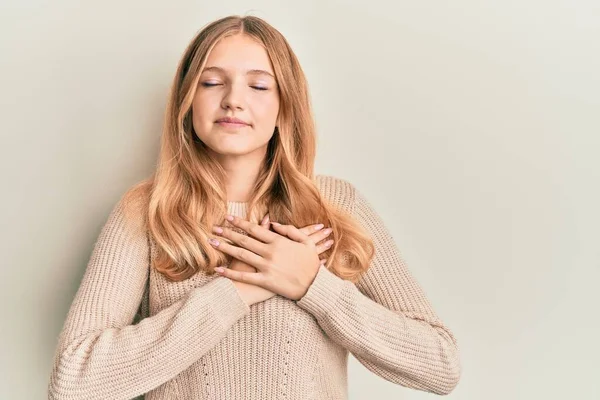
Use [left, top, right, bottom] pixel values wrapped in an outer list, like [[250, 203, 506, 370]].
[[216, 121, 249, 129], [215, 117, 250, 126]]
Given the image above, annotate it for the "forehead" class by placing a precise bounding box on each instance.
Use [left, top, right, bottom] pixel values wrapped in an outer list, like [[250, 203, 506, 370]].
[[204, 34, 274, 74]]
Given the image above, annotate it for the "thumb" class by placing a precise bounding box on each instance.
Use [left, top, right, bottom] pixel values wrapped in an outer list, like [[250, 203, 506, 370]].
[[260, 213, 270, 228]]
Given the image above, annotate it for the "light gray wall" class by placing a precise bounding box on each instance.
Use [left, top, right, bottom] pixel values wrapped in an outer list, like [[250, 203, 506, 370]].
[[1, 0, 598, 398]]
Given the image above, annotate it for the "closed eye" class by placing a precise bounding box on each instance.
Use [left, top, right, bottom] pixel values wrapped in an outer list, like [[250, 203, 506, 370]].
[[201, 82, 268, 91]]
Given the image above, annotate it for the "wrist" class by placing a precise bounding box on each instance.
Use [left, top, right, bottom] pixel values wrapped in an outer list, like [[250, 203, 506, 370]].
[[232, 280, 257, 306]]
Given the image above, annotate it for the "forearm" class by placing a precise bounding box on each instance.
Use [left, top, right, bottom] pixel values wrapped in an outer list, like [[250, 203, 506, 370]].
[[49, 276, 250, 400]]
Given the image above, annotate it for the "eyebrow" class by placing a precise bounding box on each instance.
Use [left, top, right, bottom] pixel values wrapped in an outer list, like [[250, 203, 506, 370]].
[[202, 66, 275, 79]]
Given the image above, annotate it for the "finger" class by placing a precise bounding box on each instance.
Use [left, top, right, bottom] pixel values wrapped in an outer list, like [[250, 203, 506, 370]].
[[208, 238, 269, 271], [215, 266, 264, 286], [226, 215, 278, 243], [298, 223, 325, 236], [320, 258, 328, 265], [307, 226, 332, 246], [213, 225, 269, 257], [270, 222, 311, 243], [315, 239, 334, 254], [261, 213, 270, 228], [229, 261, 257, 273]]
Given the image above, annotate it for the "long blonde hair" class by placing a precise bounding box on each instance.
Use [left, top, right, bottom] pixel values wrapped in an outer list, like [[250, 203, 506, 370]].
[[122, 15, 374, 283]]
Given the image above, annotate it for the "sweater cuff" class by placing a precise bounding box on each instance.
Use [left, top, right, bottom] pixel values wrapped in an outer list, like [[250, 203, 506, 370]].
[[192, 276, 251, 330], [295, 265, 347, 318]]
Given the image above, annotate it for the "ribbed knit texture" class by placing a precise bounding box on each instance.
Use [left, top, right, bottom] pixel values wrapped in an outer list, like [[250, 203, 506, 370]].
[[48, 174, 461, 399]]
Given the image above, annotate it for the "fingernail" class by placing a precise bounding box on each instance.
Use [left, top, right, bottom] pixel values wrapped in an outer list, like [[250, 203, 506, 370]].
[[322, 228, 332, 235], [213, 226, 223, 234], [225, 215, 234, 222], [324, 240, 334, 247], [314, 223, 324, 230], [208, 238, 220, 246], [215, 267, 225, 273], [261, 214, 269, 225]]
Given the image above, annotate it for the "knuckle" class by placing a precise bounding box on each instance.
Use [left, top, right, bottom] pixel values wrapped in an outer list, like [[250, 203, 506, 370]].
[[264, 262, 275, 272], [264, 248, 274, 259], [239, 235, 249, 247], [237, 247, 246, 260], [247, 225, 259, 236]]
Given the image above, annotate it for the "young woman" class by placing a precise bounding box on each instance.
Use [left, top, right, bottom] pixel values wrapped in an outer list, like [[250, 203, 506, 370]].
[[48, 15, 461, 400]]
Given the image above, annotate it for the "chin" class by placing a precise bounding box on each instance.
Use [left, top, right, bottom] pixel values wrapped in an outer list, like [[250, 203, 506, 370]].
[[216, 148, 253, 156], [206, 142, 259, 156], [198, 131, 271, 157]]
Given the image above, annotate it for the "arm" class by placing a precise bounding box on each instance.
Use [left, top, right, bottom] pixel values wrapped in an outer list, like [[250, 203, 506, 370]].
[[48, 196, 251, 400], [296, 184, 461, 395]]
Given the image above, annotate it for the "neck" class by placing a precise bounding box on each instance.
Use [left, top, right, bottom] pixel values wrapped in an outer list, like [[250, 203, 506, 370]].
[[213, 147, 267, 202]]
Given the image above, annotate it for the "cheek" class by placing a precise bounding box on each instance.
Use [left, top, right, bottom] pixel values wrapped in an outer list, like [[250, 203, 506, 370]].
[[192, 96, 217, 125], [254, 97, 280, 124]]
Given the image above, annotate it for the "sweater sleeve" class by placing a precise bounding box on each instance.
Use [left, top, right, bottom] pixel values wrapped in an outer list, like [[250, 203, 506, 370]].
[[295, 184, 461, 395], [48, 196, 251, 400]]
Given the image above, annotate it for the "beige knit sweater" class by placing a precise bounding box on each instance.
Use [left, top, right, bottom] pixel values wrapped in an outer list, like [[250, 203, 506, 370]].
[[48, 174, 461, 400]]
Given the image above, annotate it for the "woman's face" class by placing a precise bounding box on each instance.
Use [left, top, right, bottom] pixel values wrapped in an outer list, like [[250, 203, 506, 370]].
[[191, 34, 280, 158]]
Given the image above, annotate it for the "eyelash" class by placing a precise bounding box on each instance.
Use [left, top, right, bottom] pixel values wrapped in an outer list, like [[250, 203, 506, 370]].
[[201, 82, 268, 91]]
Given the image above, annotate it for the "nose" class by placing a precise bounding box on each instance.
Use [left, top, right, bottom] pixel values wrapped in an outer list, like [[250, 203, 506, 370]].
[[220, 82, 245, 111]]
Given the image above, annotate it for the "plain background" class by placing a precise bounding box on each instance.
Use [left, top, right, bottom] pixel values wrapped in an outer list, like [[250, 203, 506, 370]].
[[1, 1, 598, 399]]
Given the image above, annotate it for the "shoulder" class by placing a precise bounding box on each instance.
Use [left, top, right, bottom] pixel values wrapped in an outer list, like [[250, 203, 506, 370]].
[[314, 174, 381, 221], [314, 173, 355, 193], [112, 179, 152, 234], [314, 174, 357, 212]]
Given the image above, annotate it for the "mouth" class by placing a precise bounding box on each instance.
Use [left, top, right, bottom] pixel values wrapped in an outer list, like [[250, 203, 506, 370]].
[[215, 117, 251, 130], [216, 121, 250, 129], [216, 116, 250, 124]]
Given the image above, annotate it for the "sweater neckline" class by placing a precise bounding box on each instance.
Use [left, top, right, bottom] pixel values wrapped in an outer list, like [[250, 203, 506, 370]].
[[227, 200, 249, 218]]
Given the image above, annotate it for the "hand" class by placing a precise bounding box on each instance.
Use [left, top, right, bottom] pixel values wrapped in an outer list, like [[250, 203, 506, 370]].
[[226, 214, 332, 305], [226, 214, 276, 305], [209, 214, 335, 300]]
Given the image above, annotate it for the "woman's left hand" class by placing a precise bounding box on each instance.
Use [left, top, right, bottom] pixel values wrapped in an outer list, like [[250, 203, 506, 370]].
[[208, 214, 324, 301]]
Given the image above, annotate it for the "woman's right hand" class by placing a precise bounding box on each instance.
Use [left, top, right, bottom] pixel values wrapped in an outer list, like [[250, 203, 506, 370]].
[[227, 213, 334, 306]]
